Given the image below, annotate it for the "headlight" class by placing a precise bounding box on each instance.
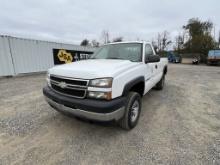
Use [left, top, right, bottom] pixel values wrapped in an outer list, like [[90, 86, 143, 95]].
[[46, 72, 51, 87], [87, 91, 112, 100], [89, 78, 113, 88]]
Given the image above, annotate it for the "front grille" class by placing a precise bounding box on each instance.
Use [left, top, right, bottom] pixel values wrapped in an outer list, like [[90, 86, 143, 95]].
[[50, 75, 88, 98], [51, 84, 86, 98], [50, 75, 88, 86]]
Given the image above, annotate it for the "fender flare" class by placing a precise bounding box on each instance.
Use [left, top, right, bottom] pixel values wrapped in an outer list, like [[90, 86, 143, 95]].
[[122, 76, 145, 96]]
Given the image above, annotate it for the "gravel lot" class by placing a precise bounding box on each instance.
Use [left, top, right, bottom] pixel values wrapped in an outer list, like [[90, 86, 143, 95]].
[[0, 64, 220, 165]]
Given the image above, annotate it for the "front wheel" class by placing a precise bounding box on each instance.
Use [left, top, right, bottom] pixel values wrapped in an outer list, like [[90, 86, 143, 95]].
[[119, 92, 141, 130]]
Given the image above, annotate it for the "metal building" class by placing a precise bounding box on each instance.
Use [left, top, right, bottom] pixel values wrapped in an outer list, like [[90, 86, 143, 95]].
[[0, 35, 95, 76]]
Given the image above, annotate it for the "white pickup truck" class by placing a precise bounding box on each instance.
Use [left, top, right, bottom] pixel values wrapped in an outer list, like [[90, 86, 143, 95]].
[[43, 41, 168, 130]]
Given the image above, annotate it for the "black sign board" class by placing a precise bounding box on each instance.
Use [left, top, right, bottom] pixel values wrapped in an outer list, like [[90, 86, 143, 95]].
[[53, 49, 93, 65]]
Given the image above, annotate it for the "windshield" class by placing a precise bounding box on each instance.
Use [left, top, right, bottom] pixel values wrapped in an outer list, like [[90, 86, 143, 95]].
[[208, 50, 220, 57], [90, 43, 142, 62]]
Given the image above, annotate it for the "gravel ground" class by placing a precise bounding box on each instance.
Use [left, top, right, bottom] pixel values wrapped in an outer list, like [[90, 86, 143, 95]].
[[0, 64, 220, 165]]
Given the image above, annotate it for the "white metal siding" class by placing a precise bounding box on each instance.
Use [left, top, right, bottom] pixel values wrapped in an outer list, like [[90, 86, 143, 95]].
[[10, 38, 53, 74], [0, 36, 95, 76], [0, 36, 14, 76]]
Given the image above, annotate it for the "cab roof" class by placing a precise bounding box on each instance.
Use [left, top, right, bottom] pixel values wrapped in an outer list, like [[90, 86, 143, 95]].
[[104, 41, 151, 45]]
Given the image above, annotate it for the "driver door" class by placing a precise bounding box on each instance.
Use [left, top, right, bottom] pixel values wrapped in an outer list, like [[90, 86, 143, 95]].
[[144, 44, 156, 93]]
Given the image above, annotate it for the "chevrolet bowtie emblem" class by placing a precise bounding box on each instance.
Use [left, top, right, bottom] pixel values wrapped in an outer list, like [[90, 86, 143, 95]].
[[58, 81, 67, 89]]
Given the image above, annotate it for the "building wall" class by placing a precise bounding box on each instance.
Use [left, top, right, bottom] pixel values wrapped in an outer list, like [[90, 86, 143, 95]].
[[0, 36, 15, 76], [182, 58, 194, 64], [0, 36, 95, 76]]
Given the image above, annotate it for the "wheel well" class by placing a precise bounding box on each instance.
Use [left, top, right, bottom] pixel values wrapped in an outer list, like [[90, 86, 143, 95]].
[[163, 66, 167, 75], [129, 81, 145, 97]]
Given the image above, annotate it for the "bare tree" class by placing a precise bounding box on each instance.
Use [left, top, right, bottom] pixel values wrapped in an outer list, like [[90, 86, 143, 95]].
[[153, 31, 171, 55], [155, 31, 171, 52], [151, 39, 158, 53], [91, 40, 100, 47], [174, 32, 185, 52], [161, 31, 171, 51], [101, 30, 110, 44]]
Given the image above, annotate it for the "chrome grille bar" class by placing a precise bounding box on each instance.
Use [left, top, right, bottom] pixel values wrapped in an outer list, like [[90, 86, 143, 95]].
[[50, 80, 87, 90]]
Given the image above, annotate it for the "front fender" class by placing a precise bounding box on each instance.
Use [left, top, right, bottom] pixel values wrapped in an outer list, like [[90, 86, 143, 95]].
[[122, 76, 145, 96]]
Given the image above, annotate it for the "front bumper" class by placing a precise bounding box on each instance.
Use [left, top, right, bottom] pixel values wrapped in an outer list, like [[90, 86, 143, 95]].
[[43, 86, 126, 121], [208, 59, 220, 63]]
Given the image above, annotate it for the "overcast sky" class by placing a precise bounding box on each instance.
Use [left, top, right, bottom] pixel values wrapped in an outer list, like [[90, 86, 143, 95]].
[[0, 0, 219, 45]]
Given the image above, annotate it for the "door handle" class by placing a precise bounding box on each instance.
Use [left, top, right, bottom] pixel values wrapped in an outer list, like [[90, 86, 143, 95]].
[[155, 65, 158, 69]]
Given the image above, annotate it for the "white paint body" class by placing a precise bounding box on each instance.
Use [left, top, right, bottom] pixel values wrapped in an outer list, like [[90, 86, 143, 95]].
[[48, 41, 168, 99]]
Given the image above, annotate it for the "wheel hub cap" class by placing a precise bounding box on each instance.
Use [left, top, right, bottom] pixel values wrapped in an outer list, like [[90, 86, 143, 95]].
[[131, 100, 139, 122]]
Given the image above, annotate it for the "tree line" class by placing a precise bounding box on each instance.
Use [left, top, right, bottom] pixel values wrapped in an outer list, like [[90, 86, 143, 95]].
[[80, 18, 220, 62], [174, 18, 218, 62], [152, 18, 219, 62], [80, 30, 123, 47]]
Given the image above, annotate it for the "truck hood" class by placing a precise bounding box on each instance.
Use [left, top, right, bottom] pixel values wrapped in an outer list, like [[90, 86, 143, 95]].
[[49, 59, 140, 79]]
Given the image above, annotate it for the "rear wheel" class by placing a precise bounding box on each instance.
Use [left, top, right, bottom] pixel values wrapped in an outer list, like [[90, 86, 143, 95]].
[[119, 92, 141, 130], [155, 75, 165, 90]]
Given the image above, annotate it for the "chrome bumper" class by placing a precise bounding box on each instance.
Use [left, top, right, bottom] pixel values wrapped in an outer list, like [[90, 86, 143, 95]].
[[45, 97, 125, 121]]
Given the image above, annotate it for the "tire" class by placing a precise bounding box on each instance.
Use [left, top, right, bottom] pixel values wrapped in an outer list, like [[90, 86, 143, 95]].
[[119, 92, 142, 130], [155, 75, 165, 90]]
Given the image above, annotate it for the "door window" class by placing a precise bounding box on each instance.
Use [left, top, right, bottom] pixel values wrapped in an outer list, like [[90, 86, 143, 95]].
[[145, 44, 153, 57]]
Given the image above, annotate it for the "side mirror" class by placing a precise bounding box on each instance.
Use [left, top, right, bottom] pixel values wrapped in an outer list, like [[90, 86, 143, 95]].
[[145, 55, 160, 63]]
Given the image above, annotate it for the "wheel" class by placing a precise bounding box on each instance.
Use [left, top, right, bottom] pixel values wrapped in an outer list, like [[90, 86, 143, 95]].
[[119, 92, 141, 130], [155, 75, 165, 90]]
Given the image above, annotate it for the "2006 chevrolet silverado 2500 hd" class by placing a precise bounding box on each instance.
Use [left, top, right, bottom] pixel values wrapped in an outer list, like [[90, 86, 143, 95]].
[[43, 41, 168, 130]]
